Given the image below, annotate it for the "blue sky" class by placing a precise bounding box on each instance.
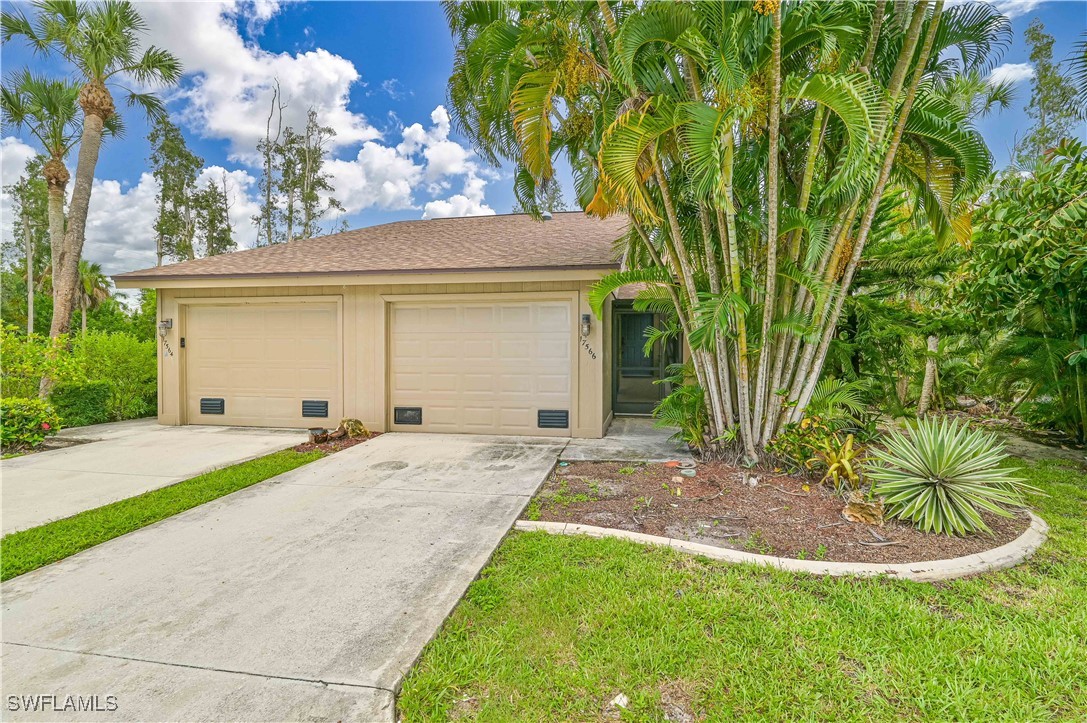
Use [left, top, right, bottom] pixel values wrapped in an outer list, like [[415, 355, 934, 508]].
[[2, 0, 1085, 278]]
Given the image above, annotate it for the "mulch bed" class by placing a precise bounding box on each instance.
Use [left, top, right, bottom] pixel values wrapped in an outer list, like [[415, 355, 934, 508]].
[[532, 461, 1031, 564], [292, 432, 381, 455]]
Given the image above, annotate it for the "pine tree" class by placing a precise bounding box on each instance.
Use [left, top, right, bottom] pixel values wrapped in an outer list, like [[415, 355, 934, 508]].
[[148, 116, 202, 262], [253, 104, 345, 244], [194, 177, 236, 257], [1015, 19, 1080, 164]]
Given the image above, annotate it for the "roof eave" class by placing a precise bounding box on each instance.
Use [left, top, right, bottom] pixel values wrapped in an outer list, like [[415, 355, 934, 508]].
[[112, 264, 621, 289]]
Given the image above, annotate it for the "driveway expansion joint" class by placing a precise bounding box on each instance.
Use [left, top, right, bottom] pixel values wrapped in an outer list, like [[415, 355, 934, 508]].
[[2, 641, 393, 694]]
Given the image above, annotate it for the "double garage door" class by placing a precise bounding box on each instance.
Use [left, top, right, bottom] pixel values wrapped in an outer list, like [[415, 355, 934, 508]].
[[184, 298, 574, 435]]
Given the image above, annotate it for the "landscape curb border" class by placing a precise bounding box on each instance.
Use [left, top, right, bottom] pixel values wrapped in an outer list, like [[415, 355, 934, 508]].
[[514, 512, 1048, 582]]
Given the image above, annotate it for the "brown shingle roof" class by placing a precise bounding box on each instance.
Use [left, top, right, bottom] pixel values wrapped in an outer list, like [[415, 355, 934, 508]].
[[114, 212, 628, 282]]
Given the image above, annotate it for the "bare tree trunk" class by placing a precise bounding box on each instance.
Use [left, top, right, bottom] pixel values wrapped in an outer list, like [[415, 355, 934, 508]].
[[51, 113, 105, 339], [917, 334, 939, 416], [23, 212, 34, 336]]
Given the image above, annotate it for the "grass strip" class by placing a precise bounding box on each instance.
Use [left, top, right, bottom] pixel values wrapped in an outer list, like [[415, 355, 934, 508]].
[[399, 458, 1087, 721], [1, 448, 324, 581]]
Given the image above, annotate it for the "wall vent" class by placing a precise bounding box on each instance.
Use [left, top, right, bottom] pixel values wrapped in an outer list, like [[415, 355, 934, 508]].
[[302, 400, 329, 418], [200, 398, 225, 415], [394, 407, 423, 425], [537, 409, 569, 429]]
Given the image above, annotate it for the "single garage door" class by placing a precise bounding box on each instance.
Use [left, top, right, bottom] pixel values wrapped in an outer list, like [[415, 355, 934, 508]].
[[389, 299, 573, 436], [184, 301, 341, 427]]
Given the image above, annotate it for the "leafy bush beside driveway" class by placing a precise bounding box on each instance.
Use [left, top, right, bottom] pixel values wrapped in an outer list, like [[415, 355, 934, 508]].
[[0, 397, 60, 451], [49, 381, 113, 428], [1, 325, 156, 426]]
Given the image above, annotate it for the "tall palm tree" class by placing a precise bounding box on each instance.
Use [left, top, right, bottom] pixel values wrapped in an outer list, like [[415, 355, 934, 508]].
[[446, 0, 1006, 460], [1, 71, 79, 292], [2, 0, 181, 338], [76, 259, 110, 336]]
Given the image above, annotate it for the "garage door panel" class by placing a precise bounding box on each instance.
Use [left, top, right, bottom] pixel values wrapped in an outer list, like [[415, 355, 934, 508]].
[[185, 302, 340, 427], [428, 339, 459, 359], [464, 306, 495, 326], [390, 299, 572, 436], [464, 340, 495, 359]]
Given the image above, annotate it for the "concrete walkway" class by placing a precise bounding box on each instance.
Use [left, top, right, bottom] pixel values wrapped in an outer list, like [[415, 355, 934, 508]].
[[1, 433, 563, 721], [562, 416, 693, 462], [2, 420, 305, 534]]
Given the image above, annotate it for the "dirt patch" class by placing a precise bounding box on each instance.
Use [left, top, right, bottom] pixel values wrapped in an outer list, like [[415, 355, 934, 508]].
[[293, 433, 380, 455], [530, 461, 1031, 564]]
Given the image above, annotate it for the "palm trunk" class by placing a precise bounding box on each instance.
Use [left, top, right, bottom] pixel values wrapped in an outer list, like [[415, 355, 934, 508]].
[[23, 212, 34, 336], [917, 334, 939, 416], [722, 136, 758, 461], [754, 6, 783, 445], [46, 182, 65, 292], [654, 159, 726, 439], [860, 0, 888, 74], [51, 112, 105, 338], [791, 1, 942, 420], [82, 295, 88, 337]]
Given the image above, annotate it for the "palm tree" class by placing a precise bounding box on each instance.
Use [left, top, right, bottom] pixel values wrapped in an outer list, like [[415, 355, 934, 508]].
[[76, 259, 110, 336], [446, 0, 1006, 460], [1, 70, 79, 293], [2, 0, 181, 338]]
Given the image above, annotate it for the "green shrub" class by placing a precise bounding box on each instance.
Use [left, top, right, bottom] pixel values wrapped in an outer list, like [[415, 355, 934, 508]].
[[1, 397, 61, 450], [0, 324, 84, 399], [866, 417, 1040, 536], [50, 381, 114, 428], [72, 332, 157, 421]]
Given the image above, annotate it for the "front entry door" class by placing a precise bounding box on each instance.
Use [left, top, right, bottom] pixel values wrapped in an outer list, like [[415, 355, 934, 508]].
[[613, 307, 678, 414]]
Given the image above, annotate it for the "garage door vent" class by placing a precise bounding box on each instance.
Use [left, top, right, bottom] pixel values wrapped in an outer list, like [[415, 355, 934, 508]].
[[302, 400, 329, 418], [200, 398, 225, 415], [537, 409, 569, 429], [394, 407, 423, 425]]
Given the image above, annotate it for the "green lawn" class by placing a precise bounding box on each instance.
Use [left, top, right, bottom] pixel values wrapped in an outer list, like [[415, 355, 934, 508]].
[[399, 458, 1087, 721], [1, 448, 324, 581]]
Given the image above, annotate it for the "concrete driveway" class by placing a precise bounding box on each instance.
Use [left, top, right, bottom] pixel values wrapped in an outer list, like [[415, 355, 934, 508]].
[[1, 433, 563, 721], [1, 420, 305, 534]]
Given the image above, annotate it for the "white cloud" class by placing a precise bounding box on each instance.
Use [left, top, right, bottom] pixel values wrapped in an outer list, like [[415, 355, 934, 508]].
[[138, 1, 380, 163], [1, 136, 39, 243], [378, 78, 412, 100], [423, 173, 496, 220], [988, 62, 1035, 86], [325, 104, 491, 217], [991, 0, 1047, 19], [326, 141, 423, 213], [83, 174, 161, 275], [82, 166, 265, 277]]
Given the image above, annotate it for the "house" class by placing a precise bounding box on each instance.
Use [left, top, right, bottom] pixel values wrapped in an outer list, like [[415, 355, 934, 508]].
[[114, 212, 679, 438]]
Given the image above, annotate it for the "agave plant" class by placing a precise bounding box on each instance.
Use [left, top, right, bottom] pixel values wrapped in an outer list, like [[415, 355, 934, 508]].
[[866, 417, 1038, 536]]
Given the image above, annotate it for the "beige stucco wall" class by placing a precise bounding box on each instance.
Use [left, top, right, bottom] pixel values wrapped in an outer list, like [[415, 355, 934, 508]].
[[153, 275, 612, 438]]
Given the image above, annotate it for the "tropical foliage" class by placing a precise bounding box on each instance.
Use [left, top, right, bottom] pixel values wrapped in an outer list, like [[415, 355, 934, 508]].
[[963, 138, 1087, 443], [866, 417, 1038, 535], [2, 0, 182, 337], [0, 325, 156, 426], [0, 396, 60, 451], [446, 0, 1004, 460]]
